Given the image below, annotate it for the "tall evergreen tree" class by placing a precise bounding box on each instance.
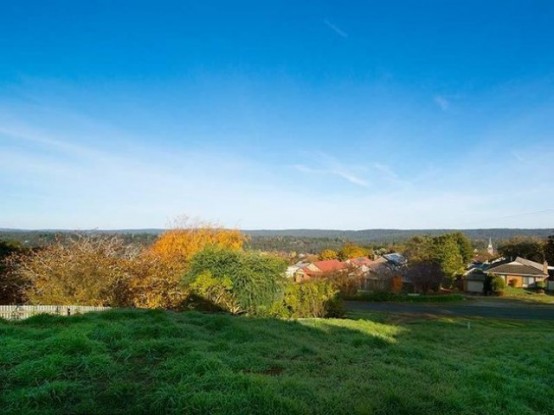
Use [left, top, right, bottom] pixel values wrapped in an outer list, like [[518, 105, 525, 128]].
[[545, 235, 554, 265]]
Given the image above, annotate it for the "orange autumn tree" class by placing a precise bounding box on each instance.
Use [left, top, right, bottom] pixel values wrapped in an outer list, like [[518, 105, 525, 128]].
[[149, 226, 245, 263], [129, 218, 246, 309]]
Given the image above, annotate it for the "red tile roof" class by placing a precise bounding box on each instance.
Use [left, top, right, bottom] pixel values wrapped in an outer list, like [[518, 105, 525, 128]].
[[311, 259, 347, 273], [348, 257, 372, 266]]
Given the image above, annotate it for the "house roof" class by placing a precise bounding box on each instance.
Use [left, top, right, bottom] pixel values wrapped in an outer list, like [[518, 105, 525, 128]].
[[347, 257, 379, 267], [514, 257, 545, 271], [310, 259, 347, 273], [383, 253, 407, 266], [487, 261, 547, 277], [465, 269, 487, 281]]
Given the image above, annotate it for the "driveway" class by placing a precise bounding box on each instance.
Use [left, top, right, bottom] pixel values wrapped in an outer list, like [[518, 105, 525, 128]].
[[345, 300, 554, 320]]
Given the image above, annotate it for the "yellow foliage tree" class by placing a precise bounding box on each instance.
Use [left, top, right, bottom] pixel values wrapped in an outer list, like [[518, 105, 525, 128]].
[[149, 226, 245, 263], [319, 249, 338, 260], [338, 243, 370, 260], [129, 220, 246, 309]]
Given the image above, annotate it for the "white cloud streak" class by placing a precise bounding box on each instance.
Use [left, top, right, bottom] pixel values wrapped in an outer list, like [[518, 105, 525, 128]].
[[292, 154, 369, 188], [323, 19, 348, 38]]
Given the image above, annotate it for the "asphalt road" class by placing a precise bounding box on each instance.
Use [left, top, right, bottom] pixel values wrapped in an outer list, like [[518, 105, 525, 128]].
[[345, 301, 554, 320]]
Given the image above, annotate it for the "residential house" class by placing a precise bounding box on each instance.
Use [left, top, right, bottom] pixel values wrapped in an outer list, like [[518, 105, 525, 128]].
[[358, 255, 408, 291], [463, 269, 487, 293], [486, 257, 548, 288], [346, 257, 379, 275], [285, 265, 301, 279], [383, 253, 408, 267], [293, 259, 347, 282]]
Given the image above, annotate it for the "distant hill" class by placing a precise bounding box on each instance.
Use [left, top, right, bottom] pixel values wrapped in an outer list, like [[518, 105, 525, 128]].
[[244, 228, 554, 242], [2, 228, 552, 251], [243, 228, 554, 252]]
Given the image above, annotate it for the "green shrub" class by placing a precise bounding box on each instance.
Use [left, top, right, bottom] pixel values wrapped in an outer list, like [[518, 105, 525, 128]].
[[484, 275, 506, 296], [271, 280, 343, 318], [186, 271, 240, 313], [491, 276, 506, 293], [184, 247, 287, 315]]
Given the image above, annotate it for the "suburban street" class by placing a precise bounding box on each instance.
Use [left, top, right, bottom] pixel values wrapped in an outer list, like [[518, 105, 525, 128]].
[[345, 300, 554, 320]]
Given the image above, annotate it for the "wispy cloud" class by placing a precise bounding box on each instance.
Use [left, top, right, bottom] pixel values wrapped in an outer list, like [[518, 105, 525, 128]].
[[332, 169, 368, 187], [292, 153, 369, 187], [371, 162, 410, 187], [323, 19, 348, 38], [433, 95, 449, 111]]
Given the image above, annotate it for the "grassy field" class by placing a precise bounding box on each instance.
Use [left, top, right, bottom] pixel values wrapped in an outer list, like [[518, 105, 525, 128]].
[[1, 309, 553, 414], [349, 292, 465, 303], [497, 286, 554, 304]]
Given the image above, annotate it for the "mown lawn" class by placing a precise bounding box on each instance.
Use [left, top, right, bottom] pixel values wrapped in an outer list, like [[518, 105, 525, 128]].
[[499, 286, 554, 304], [1, 309, 553, 415]]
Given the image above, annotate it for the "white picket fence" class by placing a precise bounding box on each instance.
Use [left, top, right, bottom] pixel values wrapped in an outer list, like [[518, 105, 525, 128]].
[[0, 305, 110, 321]]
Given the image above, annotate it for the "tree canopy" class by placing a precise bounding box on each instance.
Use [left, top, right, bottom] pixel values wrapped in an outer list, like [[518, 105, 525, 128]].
[[184, 247, 287, 315], [338, 243, 371, 260], [319, 249, 338, 260], [497, 237, 545, 263], [545, 235, 554, 266], [403, 232, 473, 278]]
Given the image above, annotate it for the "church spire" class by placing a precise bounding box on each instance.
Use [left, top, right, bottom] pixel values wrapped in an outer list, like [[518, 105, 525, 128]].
[[487, 238, 494, 255]]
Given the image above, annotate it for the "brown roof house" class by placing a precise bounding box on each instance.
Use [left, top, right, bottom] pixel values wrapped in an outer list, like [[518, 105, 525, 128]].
[[486, 257, 548, 288], [294, 259, 347, 282]]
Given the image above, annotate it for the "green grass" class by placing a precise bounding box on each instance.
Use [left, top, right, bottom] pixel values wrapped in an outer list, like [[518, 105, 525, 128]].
[[348, 291, 465, 303], [1, 309, 553, 414], [497, 286, 554, 304]]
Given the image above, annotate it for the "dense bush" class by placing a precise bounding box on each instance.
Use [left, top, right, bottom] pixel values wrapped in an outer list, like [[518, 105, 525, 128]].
[[272, 279, 343, 318], [491, 276, 506, 292], [184, 248, 343, 318], [322, 270, 363, 297], [126, 252, 189, 310], [0, 240, 30, 304], [19, 236, 134, 307], [184, 248, 287, 315], [484, 275, 506, 296], [13, 225, 249, 310], [406, 261, 444, 293], [132, 221, 246, 309], [6, 223, 346, 319]]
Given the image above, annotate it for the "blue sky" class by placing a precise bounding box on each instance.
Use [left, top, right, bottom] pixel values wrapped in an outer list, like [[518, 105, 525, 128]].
[[1, 1, 553, 229]]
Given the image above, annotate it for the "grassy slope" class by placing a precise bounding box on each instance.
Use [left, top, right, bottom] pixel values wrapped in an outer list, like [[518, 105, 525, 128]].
[[499, 287, 554, 304], [1, 310, 553, 415]]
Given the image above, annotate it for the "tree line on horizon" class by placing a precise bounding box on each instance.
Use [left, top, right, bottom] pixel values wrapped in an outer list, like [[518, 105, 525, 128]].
[[2, 227, 553, 252]]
